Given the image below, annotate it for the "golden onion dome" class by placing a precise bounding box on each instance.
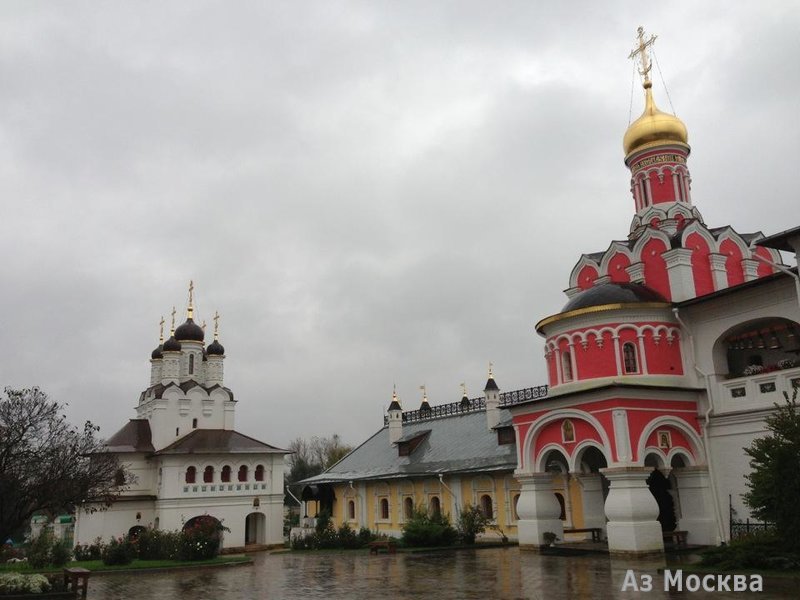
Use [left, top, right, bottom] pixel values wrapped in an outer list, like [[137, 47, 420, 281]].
[[623, 81, 688, 157]]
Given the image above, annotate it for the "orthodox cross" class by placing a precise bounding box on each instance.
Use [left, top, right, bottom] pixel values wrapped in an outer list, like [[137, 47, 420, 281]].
[[628, 26, 657, 84], [213, 311, 220, 339], [187, 280, 195, 318], [159, 316, 165, 343], [170, 306, 176, 332]]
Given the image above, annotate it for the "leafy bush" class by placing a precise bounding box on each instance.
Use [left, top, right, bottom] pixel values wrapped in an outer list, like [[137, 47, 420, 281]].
[[135, 528, 181, 560], [700, 530, 800, 571], [357, 527, 374, 547], [178, 517, 227, 561], [402, 508, 458, 547], [26, 528, 55, 569], [0, 573, 52, 594], [101, 537, 136, 565], [74, 538, 104, 561], [456, 504, 491, 545], [336, 523, 362, 549], [50, 540, 71, 567]]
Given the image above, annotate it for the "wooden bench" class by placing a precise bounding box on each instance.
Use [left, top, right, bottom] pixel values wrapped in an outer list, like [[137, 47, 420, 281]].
[[63, 567, 91, 599], [663, 530, 688, 546], [368, 540, 397, 555], [563, 527, 603, 542]]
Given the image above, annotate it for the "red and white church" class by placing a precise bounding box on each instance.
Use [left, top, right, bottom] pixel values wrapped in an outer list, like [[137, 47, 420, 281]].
[[507, 28, 800, 555]]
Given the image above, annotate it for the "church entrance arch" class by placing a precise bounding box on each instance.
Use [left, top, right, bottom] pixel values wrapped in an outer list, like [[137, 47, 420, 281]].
[[573, 445, 609, 537], [540, 448, 571, 525], [644, 452, 677, 532], [245, 512, 266, 545]]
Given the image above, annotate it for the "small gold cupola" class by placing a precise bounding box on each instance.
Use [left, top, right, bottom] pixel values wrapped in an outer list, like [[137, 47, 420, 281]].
[[623, 27, 689, 158]]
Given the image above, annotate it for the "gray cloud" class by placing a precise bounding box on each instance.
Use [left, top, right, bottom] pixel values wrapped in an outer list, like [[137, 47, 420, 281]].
[[1, 1, 798, 448]]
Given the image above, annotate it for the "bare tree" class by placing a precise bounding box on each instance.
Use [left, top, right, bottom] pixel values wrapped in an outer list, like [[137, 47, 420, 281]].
[[0, 387, 124, 542]]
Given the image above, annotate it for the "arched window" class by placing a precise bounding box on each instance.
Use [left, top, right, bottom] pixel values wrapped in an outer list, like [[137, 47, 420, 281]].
[[380, 498, 389, 520], [512, 494, 521, 521], [479, 494, 493, 520], [348, 500, 355, 520], [562, 420, 575, 443], [192, 418, 198, 429], [238, 465, 248, 482], [203, 465, 214, 483], [623, 342, 638, 374], [189, 353, 194, 375], [185, 466, 196, 484], [254, 465, 265, 482], [404, 497, 414, 519], [221, 465, 231, 483], [430, 496, 441, 518], [561, 351, 573, 382]]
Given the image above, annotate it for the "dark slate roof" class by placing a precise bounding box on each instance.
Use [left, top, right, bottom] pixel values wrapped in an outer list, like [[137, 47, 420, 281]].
[[756, 226, 800, 252], [484, 377, 499, 391], [154, 429, 286, 455], [300, 408, 516, 485], [105, 419, 155, 453], [562, 282, 667, 312]]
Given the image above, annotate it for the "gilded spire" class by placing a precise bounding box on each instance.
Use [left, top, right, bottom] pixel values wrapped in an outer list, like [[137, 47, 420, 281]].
[[488, 361, 494, 378], [213, 311, 220, 340], [419, 384, 427, 401], [460, 382, 467, 397], [158, 316, 165, 343], [187, 280, 195, 319]]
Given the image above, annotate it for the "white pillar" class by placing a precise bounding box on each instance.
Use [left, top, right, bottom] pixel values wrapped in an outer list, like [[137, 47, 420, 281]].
[[515, 472, 564, 549], [663, 247, 696, 302], [708, 253, 728, 291], [673, 467, 718, 546], [602, 467, 664, 555]]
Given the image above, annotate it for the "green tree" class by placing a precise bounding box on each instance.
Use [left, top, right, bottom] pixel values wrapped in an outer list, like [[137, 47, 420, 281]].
[[0, 387, 125, 542], [743, 389, 800, 550]]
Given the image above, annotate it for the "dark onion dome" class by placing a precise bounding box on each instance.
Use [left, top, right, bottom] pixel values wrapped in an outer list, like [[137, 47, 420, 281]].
[[207, 339, 225, 356], [562, 282, 668, 313], [163, 335, 182, 352], [151, 344, 163, 360], [175, 317, 205, 342], [484, 377, 499, 391]]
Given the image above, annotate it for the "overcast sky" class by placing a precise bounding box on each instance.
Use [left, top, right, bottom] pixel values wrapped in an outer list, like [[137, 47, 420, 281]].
[[1, 2, 798, 450]]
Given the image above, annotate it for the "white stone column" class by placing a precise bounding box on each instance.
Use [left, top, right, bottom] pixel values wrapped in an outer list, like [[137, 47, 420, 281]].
[[708, 253, 728, 291], [673, 467, 717, 546], [741, 257, 760, 282], [626, 262, 646, 284], [515, 473, 564, 549], [663, 247, 696, 302], [602, 467, 664, 555], [576, 473, 606, 539]]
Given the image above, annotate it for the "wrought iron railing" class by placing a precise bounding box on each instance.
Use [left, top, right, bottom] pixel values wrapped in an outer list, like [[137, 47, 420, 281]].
[[730, 518, 774, 540], [499, 385, 549, 406], [382, 385, 548, 425]]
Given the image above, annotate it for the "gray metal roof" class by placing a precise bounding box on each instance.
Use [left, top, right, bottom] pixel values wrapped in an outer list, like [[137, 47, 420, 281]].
[[301, 408, 516, 485]]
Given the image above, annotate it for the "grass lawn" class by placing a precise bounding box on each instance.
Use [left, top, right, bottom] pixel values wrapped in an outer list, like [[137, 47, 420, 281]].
[[0, 555, 251, 574]]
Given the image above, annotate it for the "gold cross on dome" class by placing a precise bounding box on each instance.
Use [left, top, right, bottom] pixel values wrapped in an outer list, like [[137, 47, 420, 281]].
[[213, 311, 220, 339], [628, 26, 657, 84], [159, 316, 165, 342], [170, 306, 176, 331]]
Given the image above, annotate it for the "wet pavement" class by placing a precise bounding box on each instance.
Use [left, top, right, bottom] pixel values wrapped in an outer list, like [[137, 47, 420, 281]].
[[87, 547, 797, 599]]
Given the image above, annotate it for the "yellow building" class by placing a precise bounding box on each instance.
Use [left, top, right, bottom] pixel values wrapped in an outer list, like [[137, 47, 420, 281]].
[[300, 374, 567, 541]]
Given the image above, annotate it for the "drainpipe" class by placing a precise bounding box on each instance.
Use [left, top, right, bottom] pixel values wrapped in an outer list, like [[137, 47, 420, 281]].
[[438, 474, 460, 513], [673, 307, 726, 543]]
